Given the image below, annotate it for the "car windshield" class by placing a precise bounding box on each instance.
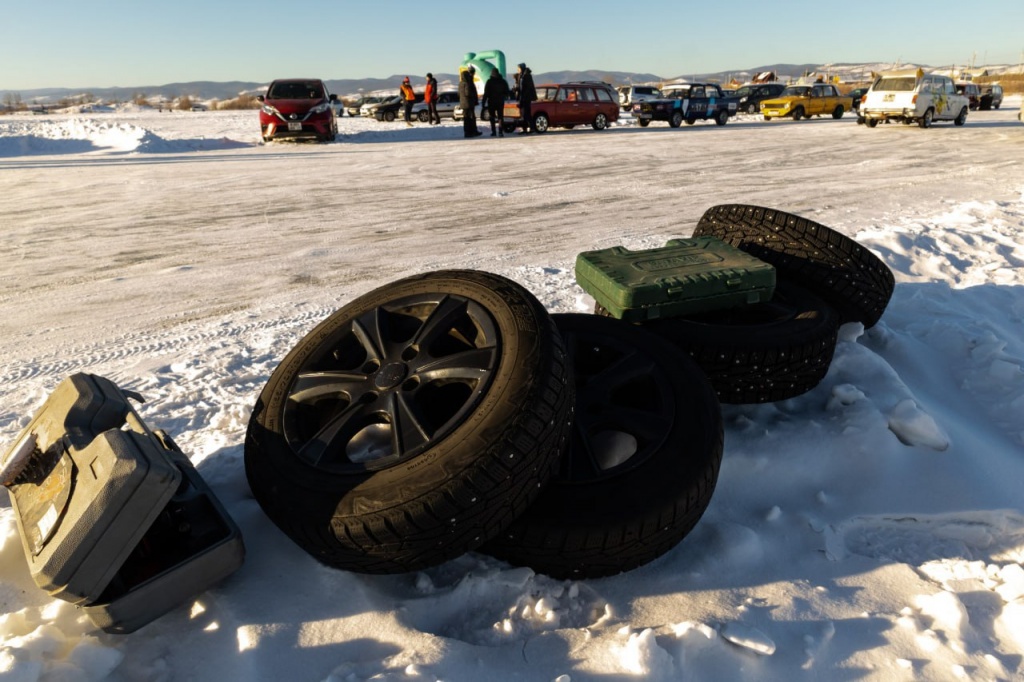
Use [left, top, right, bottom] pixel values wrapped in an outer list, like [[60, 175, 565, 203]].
[[781, 86, 810, 97], [873, 77, 916, 92], [270, 82, 324, 99], [734, 86, 753, 97]]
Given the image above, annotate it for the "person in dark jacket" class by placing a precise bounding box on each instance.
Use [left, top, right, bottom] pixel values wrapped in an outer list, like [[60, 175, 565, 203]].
[[516, 63, 537, 134], [458, 67, 482, 138], [481, 69, 510, 137]]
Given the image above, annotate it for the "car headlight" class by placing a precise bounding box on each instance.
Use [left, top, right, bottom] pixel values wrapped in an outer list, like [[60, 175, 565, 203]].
[[309, 102, 330, 114], [261, 104, 280, 116]]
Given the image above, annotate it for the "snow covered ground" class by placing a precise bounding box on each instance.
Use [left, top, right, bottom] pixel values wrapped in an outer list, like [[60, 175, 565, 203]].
[[1, 100, 1023, 681]]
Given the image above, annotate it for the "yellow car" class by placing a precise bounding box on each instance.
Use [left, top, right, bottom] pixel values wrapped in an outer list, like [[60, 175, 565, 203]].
[[761, 83, 854, 120]]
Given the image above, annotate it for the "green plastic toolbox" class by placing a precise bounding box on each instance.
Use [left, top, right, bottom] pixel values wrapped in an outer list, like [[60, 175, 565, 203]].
[[575, 237, 776, 322]]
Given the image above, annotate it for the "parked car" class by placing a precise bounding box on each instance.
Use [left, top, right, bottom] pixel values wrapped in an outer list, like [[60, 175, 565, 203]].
[[979, 84, 1003, 110], [411, 91, 460, 122], [761, 83, 853, 120], [257, 78, 338, 142], [345, 96, 382, 117], [859, 68, 969, 128], [617, 85, 663, 112], [847, 87, 870, 112], [374, 93, 425, 122], [732, 82, 786, 114], [954, 82, 981, 110], [633, 82, 738, 127], [359, 96, 393, 117], [503, 81, 620, 133]]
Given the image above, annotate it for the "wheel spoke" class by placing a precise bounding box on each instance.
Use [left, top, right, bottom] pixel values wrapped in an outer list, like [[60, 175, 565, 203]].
[[413, 347, 497, 382], [351, 308, 389, 363], [294, 400, 370, 466], [290, 370, 370, 404], [411, 295, 469, 348], [385, 392, 432, 457]]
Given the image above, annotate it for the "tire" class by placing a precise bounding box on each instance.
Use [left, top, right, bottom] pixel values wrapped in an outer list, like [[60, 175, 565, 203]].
[[640, 281, 840, 404], [832, 105, 844, 119], [637, 119, 650, 127], [244, 270, 574, 574], [480, 314, 723, 578], [534, 113, 549, 133], [866, 118, 878, 128], [384, 110, 395, 122], [715, 110, 728, 126], [685, 117, 696, 125], [764, 115, 772, 121], [918, 108, 933, 128], [669, 111, 683, 128], [694, 204, 895, 328], [746, 102, 757, 114], [792, 106, 805, 121], [418, 110, 429, 123], [592, 113, 608, 130], [502, 122, 516, 134], [954, 107, 968, 126]]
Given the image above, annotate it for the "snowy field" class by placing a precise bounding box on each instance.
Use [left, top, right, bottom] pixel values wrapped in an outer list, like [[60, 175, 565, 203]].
[[1, 100, 1023, 681]]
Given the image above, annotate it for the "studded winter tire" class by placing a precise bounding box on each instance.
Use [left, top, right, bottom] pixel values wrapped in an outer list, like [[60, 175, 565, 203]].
[[245, 270, 574, 574], [480, 313, 723, 579], [694, 204, 894, 328]]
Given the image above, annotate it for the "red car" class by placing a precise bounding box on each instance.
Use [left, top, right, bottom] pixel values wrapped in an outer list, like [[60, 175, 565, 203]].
[[258, 78, 338, 142], [503, 81, 620, 133]]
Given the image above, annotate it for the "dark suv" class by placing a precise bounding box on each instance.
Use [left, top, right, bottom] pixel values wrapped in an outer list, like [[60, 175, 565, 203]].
[[258, 79, 338, 142], [732, 82, 786, 114], [503, 81, 619, 133], [979, 84, 1003, 110]]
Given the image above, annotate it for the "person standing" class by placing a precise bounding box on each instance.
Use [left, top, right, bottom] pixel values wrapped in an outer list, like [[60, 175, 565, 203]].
[[516, 63, 537, 134], [482, 69, 510, 137], [400, 76, 416, 126], [425, 72, 441, 124], [459, 67, 482, 138]]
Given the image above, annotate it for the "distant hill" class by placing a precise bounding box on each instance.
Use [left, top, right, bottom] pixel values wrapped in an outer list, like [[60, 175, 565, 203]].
[[4, 62, 1021, 104]]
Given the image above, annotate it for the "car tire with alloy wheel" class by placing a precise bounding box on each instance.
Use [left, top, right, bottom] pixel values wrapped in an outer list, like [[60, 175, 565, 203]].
[[384, 110, 395, 122], [746, 103, 757, 114], [792, 106, 804, 120], [592, 113, 608, 130], [919, 109, 933, 128], [669, 111, 683, 128], [694, 203, 895, 328], [418, 111, 429, 123], [715, 110, 729, 126], [533, 113, 549, 133], [244, 270, 575, 574], [954, 107, 967, 126], [480, 313, 723, 579]]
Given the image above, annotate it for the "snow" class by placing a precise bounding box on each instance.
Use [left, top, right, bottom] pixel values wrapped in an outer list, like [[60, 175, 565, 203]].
[[1, 99, 1023, 681]]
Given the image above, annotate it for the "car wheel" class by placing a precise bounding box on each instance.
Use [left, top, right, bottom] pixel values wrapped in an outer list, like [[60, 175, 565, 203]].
[[918, 108, 933, 128], [244, 270, 574, 574], [832, 105, 844, 119], [637, 119, 650, 127], [746, 102, 757, 114], [685, 117, 696, 125], [418, 111, 429, 123], [384, 110, 396, 122], [715, 110, 728, 126], [694, 204, 895, 328], [636, 281, 840, 404], [502, 122, 516, 134], [669, 111, 683, 128], [480, 313, 723, 578], [534, 113, 549, 133], [866, 118, 878, 127], [954, 107, 968, 126], [792, 106, 805, 121], [763, 115, 772, 121], [592, 113, 608, 130]]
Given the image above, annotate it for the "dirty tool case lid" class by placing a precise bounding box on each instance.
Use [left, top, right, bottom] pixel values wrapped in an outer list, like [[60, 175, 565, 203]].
[[575, 236, 776, 322]]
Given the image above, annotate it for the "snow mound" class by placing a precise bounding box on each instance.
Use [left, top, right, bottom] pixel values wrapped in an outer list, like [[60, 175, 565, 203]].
[[0, 118, 250, 156]]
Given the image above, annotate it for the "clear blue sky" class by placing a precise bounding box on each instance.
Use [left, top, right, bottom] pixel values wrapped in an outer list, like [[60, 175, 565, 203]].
[[4, 0, 1022, 91]]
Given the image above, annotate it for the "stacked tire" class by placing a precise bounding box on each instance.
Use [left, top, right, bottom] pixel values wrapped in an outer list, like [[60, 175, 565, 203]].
[[244, 205, 893, 578]]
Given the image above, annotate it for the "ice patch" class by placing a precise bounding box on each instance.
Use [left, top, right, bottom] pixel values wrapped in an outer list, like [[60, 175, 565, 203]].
[[721, 622, 776, 656]]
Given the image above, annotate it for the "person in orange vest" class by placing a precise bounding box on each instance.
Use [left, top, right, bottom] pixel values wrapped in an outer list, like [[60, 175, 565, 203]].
[[400, 77, 416, 126], [424, 72, 441, 125]]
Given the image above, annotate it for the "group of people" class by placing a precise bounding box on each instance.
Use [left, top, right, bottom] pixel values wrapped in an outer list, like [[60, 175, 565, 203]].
[[458, 62, 536, 138], [399, 63, 537, 138]]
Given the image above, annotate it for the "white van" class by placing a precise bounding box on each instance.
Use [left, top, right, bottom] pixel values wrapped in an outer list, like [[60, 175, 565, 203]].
[[859, 68, 969, 128]]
